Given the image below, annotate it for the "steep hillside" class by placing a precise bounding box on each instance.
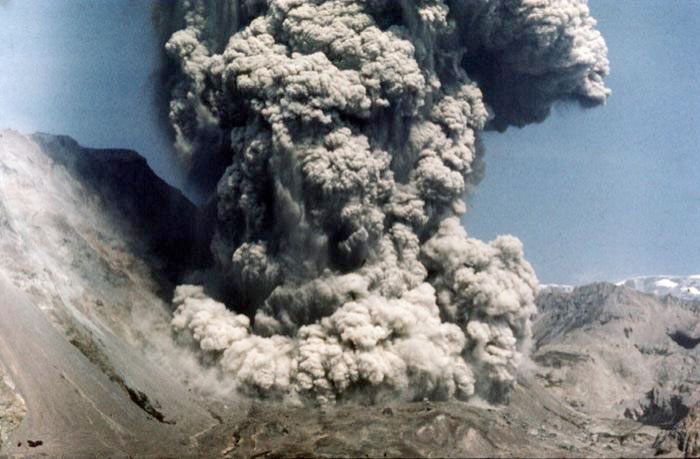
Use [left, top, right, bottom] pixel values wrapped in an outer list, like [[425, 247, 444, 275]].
[[0, 274, 216, 456], [0, 130, 216, 456]]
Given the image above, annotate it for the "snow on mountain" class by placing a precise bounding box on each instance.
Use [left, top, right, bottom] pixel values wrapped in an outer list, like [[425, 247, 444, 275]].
[[540, 276, 700, 301], [539, 283, 575, 293], [616, 275, 700, 301]]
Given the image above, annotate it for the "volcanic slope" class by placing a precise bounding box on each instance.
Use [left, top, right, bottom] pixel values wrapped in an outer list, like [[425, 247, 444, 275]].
[[0, 130, 216, 456], [0, 274, 216, 457]]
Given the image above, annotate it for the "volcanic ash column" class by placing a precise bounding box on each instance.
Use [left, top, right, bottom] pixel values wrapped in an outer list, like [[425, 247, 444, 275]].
[[159, 0, 610, 403]]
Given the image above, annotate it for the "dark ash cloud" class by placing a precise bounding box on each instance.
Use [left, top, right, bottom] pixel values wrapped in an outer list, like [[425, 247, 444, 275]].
[[158, 0, 609, 404]]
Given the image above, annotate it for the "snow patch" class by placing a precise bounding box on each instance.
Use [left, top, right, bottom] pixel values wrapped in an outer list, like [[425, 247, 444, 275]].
[[655, 279, 679, 289]]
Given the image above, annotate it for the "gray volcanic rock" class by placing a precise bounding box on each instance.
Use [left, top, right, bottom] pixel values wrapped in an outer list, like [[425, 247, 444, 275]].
[[0, 274, 213, 457], [30, 132, 213, 280], [194, 378, 661, 458], [0, 129, 211, 320], [533, 283, 700, 427]]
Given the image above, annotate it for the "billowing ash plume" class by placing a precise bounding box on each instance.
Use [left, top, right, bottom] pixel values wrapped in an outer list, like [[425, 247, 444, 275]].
[[158, 0, 609, 403]]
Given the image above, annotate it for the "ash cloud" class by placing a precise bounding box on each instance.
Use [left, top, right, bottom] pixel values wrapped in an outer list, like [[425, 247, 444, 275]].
[[158, 0, 609, 403]]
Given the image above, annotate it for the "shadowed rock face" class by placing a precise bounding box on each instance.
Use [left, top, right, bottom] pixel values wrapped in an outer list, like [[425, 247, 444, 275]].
[[668, 330, 700, 350], [30, 132, 214, 282], [654, 403, 700, 457]]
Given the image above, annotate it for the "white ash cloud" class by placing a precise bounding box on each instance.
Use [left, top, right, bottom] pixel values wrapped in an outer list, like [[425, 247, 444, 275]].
[[159, 0, 609, 403]]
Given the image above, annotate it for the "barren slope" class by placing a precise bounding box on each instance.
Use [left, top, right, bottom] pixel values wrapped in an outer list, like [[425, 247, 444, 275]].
[[0, 274, 214, 457], [0, 130, 216, 456]]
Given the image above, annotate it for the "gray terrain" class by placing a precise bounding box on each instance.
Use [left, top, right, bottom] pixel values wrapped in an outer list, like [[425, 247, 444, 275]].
[[0, 130, 698, 457], [535, 283, 700, 427]]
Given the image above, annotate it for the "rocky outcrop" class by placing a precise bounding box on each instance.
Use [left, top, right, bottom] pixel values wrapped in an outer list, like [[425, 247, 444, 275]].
[[654, 403, 700, 457], [0, 368, 26, 450]]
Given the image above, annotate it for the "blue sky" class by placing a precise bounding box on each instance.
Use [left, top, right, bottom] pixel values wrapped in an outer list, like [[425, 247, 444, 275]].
[[0, 0, 185, 188], [465, 1, 700, 284], [0, 1, 698, 284]]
